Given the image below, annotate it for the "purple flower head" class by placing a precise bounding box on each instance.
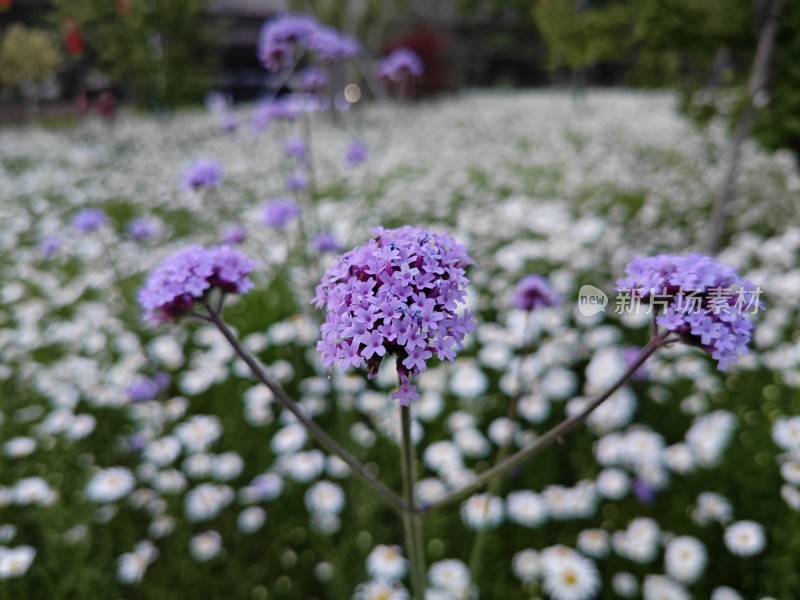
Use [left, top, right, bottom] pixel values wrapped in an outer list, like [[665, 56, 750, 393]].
[[344, 140, 368, 168], [39, 234, 62, 258], [376, 48, 424, 82], [182, 158, 223, 191], [71, 208, 108, 233], [127, 217, 159, 241], [138, 245, 257, 322], [512, 274, 560, 311], [313, 225, 476, 406], [313, 232, 339, 254], [284, 136, 308, 164], [632, 478, 657, 504], [292, 66, 329, 92], [616, 254, 762, 370], [257, 14, 319, 71], [286, 170, 308, 191], [221, 224, 247, 245], [307, 26, 360, 62], [126, 373, 169, 402], [261, 198, 301, 228]]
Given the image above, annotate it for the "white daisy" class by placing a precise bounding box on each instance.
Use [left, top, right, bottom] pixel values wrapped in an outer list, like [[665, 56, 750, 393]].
[[517, 394, 551, 423], [211, 452, 244, 481], [724, 520, 766, 556], [664, 536, 707, 584], [366, 544, 407, 582], [460, 493, 504, 530], [506, 490, 548, 527], [305, 481, 345, 515], [773, 416, 800, 451], [184, 483, 233, 521], [428, 559, 472, 597], [692, 492, 733, 525], [271, 423, 308, 455], [278, 450, 325, 483], [642, 575, 690, 600], [85, 467, 136, 503], [611, 572, 638, 597], [117, 540, 158, 585], [596, 468, 630, 500], [0, 546, 36, 580], [509, 548, 539, 583], [711, 587, 744, 600], [237, 506, 266, 534], [142, 436, 182, 467], [3, 437, 36, 458], [453, 428, 490, 458], [174, 415, 222, 453], [189, 531, 222, 562], [542, 550, 600, 600], [423, 441, 463, 473], [577, 529, 610, 558], [352, 580, 410, 600]]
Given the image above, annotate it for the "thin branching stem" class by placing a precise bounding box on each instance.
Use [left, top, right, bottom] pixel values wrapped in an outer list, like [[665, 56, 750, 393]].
[[201, 299, 408, 515], [418, 332, 669, 513]]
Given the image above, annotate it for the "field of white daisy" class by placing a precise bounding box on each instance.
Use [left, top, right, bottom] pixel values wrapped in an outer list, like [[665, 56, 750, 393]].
[[1, 88, 799, 599]]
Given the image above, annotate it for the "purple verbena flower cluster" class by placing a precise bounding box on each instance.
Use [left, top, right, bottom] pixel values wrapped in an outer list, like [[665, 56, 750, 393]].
[[138, 245, 257, 322], [71, 208, 108, 232], [616, 254, 762, 370], [182, 159, 223, 191], [127, 217, 159, 241], [313, 226, 475, 406], [344, 140, 368, 168], [512, 274, 560, 311], [292, 66, 329, 93], [376, 48, 424, 82], [261, 198, 301, 229], [257, 14, 359, 71], [251, 97, 300, 135]]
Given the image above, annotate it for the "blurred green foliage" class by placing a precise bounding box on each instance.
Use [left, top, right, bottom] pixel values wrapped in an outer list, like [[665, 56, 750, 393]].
[[50, 0, 211, 110], [0, 24, 62, 87]]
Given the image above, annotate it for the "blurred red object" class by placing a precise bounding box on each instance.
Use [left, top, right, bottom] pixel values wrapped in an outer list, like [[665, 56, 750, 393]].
[[0, 0, 13, 13], [115, 0, 131, 17], [75, 91, 90, 116], [63, 18, 85, 56], [97, 91, 119, 120]]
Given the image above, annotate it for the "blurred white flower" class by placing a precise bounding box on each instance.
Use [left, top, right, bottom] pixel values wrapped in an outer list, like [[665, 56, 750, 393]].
[[85, 468, 135, 503], [724, 521, 766, 556], [460, 493, 504, 530], [366, 544, 406, 582], [189, 531, 222, 562]]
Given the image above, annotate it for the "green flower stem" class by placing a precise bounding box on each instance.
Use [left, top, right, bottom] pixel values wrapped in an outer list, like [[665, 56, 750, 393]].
[[400, 404, 427, 599], [202, 299, 407, 515], [419, 332, 669, 514]]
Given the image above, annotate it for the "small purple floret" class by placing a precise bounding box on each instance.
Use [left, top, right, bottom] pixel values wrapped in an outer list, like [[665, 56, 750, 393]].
[[127, 217, 159, 241], [71, 208, 108, 232], [138, 245, 257, 322], [182, 159, 223, 191], [261, 198, 301, 228], [313, 225, 475, 406], [344, 140, 368, 168], [512, 274, 560, 311]]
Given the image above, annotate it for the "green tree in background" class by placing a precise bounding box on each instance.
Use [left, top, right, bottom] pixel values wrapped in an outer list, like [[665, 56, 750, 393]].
[[51, 0, 211, 110]]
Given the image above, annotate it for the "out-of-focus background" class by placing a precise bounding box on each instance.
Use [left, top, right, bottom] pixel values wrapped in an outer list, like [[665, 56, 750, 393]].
[[1, 0, 798, 155]]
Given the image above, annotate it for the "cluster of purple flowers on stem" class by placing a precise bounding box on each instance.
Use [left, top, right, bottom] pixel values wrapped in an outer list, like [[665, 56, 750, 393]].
[[257, 14, 359, 71], [182, 159, 223, 191], [138, 245, 256, 322], [616, 254, 761, 370], [71, 208, 108, 232], [512, 274, 560, 311], [375, 48, 424, 82], [313, 226, 475, 406]]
